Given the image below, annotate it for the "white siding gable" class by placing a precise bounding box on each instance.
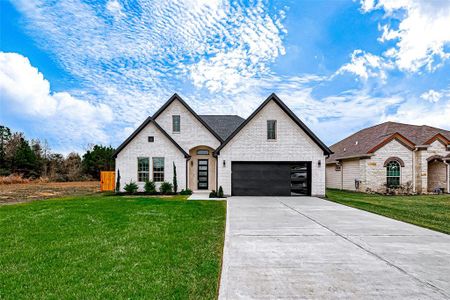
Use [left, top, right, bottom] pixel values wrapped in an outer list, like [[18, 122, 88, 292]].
[[217, 100, 326, 196], [115, 122, 186, 192], [154, 99, 220, 151]]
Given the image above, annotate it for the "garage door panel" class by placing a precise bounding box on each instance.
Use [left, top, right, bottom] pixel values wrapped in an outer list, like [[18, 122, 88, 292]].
[[231, 162, 311, 196]]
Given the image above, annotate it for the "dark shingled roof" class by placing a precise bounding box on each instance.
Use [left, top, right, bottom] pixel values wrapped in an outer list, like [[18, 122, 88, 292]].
[[199, 115, 245, 140], [327, 121, 450, 163]]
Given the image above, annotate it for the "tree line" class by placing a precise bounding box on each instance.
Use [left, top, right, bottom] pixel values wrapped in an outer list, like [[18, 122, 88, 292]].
[[0, 125, 115, 181]]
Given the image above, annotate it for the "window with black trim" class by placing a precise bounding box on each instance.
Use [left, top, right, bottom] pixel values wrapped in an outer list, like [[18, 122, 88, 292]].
[[148, 136, 154, 142], [137, 157, 149, 182], [386, 161, 400, 187], [196, 149, 209, 155], [267, 120, 277, 140], [153, 157, 164, 182], [172, 115, 180, 133]]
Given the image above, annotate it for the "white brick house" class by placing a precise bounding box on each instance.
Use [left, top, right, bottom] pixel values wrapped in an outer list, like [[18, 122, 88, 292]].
[[326, 122, 450, 194], [114, 93, 332, 196]]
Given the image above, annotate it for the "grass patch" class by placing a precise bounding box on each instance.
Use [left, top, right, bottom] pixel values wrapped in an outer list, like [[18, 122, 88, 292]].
[[0, 194, 226, 299], [325, 189, 450, 234]]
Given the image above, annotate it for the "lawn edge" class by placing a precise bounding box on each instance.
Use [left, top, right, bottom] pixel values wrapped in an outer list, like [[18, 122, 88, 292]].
[[321, 196, 449, 235]]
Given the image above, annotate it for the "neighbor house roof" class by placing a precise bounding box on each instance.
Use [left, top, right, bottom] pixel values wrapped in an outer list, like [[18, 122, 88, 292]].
[[199, 115, 245, 140], [112, 117, 189, 158], [214, 93, 333, 155], [327, 121, 450, 163]]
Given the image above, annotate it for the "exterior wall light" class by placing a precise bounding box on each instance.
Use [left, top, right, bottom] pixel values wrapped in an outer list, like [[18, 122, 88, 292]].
[[223, 160, 226, 167], [318, 160, 321, 167]]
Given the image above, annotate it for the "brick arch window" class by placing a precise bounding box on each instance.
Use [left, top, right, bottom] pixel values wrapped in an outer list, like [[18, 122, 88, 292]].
[[386, 160, 401, 187]]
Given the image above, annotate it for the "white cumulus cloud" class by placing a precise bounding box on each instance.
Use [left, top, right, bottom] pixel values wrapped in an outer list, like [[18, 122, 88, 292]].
[[420, 89, 442, 103], [336, 50, 392, 81], [0, 52, 113, 150], [360, 0, 450, 72]]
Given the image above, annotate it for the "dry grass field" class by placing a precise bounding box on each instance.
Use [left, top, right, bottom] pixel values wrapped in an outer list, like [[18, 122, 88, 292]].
[[0, 181, 99, 205]]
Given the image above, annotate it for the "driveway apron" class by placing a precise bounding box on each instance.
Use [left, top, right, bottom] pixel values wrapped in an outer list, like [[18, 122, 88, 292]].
[[218, 196, 450, 299]]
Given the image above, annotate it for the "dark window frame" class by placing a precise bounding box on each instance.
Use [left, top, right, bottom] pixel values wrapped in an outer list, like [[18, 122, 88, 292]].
[[148, 136, 154, 142], [172, 115, 180, 133], [152, 157, 165, 182], [267, 120, 277, 140], [137, 157, 150, 182], [196, 149, 209, 155]]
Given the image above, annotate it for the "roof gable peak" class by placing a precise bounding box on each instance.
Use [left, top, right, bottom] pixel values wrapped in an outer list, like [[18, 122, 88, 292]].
[[214, 93, 332, 155], [152, 93, 223, 142]]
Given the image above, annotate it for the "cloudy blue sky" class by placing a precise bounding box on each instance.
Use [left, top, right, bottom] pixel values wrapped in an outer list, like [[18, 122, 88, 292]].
[[1, 0, 449, 153]]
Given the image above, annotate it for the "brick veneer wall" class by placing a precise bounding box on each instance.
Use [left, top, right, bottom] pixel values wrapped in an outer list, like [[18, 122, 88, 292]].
[[217, 100, 326, 196]]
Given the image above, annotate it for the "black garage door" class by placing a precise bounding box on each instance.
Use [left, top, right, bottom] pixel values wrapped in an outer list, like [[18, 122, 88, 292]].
[[231, 162, 311, 196]]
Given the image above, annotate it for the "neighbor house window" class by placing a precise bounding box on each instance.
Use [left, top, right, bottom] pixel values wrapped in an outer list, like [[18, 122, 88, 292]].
[[153, 157, 164, 182], [172, 115, 180, 133], [137, 157, 149, 182], [386, 161, 400, 187], [267, 120, 277, 140]]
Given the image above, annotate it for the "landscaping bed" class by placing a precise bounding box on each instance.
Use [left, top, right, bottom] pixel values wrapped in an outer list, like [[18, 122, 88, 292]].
[[0, 195, 226, 299], [325, 189, 450, 234]]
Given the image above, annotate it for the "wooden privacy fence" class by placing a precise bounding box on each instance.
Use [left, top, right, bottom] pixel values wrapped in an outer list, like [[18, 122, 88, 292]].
[[100, 171, 115, 191]]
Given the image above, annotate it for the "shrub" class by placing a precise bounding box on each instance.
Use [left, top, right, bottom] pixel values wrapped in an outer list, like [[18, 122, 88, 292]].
[[209, 190, 217, 198], [144, 180, 156, 194], [115, 169, 121, 193], [218, 186, 224, 198], [124, 181, 138, 194], [159, 181, 173, 194], [173, 162, 178, 193], [180, 188, 193, 195]]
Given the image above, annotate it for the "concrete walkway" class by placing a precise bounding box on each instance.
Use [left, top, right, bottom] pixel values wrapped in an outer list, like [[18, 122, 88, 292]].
[[219, 196, 450, 299]]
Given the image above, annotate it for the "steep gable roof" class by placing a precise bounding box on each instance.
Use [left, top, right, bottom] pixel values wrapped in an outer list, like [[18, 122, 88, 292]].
[[199, 115, 245, 140], [327, 121, 450, 163], [152, 94, 223, 143], [112, 117, 189, 158], [214, 93, 332, 155]]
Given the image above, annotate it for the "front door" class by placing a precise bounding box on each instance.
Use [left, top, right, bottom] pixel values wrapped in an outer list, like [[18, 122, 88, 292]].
[[198, 159, 209, 190]]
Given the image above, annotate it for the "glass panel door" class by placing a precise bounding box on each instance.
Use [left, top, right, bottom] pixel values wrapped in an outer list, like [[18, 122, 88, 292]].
[[291, 164, 308, 196], [197, 159, 208, 190]]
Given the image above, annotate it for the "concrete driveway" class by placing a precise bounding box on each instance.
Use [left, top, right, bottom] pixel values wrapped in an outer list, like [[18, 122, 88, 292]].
[[219, 196, 450, 299]]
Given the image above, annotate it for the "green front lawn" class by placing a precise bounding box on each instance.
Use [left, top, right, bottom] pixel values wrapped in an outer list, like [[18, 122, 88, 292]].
[[0, 195, 226, 299], [325, 189, 450, 234]]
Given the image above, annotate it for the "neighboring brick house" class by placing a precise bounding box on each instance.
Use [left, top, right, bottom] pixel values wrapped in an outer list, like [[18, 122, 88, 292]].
[[114, 93, 332, 196], [326, 122, 450, 194]]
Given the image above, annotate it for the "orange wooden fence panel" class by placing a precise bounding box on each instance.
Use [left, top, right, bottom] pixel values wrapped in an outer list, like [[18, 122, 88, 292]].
[[100, 171, 115, 192]]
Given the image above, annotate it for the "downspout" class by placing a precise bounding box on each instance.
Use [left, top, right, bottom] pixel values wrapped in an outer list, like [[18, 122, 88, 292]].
[[216, 155, 219, 192], [185, 157, 191, 190], [412, 148, 418, 193], [445, 160, 450, 194], [213, 151, 219, 192]]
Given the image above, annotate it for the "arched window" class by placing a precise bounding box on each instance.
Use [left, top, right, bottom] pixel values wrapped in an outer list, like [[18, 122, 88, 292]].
[[386, 161, 400, 187]]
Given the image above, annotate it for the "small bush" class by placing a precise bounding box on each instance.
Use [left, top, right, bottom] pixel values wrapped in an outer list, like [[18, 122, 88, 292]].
[[0, 174, 30, 185], [144, 180, 156, 194], [124, 181, 138, 194], [180, 188, 193, 195], [218, 186, 224, 198], [159, 181, 173, 194], [209, 190, 217, 198]]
